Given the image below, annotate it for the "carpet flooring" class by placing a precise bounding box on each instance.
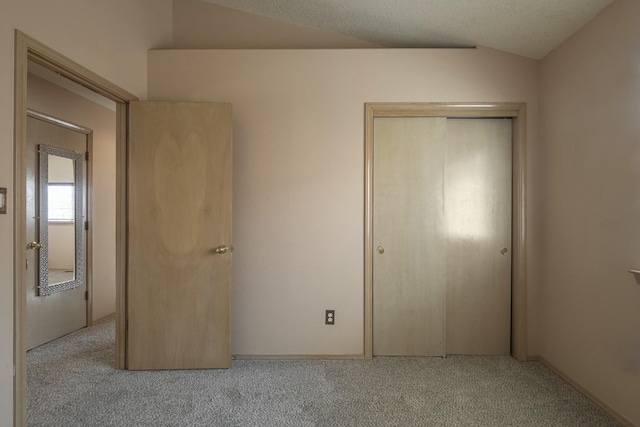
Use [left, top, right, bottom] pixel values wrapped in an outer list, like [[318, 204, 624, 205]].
[[27, 319, 621, 426]]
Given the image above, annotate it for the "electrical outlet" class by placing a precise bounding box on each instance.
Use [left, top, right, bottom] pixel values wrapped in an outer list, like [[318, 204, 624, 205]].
[[325, 310, 335, 325]]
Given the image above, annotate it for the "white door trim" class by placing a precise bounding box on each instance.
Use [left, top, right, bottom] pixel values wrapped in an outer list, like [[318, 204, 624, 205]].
[[364, 102, 528, 361]]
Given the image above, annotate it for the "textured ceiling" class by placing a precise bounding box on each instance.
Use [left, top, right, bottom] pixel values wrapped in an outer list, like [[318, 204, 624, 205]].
[[199, 0, 613, 59]]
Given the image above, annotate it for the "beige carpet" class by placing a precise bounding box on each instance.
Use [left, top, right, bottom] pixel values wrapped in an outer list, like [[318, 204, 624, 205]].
[[27, 319, 621, 426]]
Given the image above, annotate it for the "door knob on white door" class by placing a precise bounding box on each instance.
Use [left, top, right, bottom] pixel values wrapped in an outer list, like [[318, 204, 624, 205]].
[[500, 248, 508, 255], [377, 246, 385, 254]]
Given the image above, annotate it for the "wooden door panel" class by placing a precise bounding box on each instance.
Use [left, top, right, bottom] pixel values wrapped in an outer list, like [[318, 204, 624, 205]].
[[372, 116, 512, 357], [445, 118, 512, 355], [127, 102, 232, 370], [373, 117, 447, 356]]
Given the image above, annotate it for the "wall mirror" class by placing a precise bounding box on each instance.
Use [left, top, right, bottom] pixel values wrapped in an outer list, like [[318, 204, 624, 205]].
[[38, 144, 84, 296]]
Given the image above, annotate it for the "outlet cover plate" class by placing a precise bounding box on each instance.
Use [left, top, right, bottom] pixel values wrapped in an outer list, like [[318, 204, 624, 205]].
[[325, 310, 335, 325]]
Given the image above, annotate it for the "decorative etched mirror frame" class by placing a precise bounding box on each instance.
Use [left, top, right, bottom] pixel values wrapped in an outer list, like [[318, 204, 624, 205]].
[[38, 144, 84, 295]]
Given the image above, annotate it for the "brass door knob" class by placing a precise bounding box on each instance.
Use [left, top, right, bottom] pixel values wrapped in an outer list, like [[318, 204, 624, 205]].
[[377, 246, 385, 254], [500, 248, 508, 255], [214, 245, 233, 254], [26, 241, 42, 250]]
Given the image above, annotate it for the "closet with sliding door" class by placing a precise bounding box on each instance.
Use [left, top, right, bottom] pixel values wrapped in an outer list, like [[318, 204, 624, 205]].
[[372, 116, 512, 356]]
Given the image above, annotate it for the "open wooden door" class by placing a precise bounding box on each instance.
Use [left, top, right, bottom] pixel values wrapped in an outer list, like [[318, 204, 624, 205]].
[[127, 101, 233, 370]]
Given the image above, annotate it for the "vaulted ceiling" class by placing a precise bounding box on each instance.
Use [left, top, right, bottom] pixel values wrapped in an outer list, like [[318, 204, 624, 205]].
[[200, 0, 613, 59]]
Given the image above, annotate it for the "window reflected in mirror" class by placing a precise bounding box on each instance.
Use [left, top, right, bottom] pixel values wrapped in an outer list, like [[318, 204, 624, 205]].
[[48, 183, 74, 222]]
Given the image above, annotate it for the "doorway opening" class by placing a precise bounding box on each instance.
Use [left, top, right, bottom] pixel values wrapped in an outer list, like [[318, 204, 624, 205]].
[[13, 30, 136, 425]]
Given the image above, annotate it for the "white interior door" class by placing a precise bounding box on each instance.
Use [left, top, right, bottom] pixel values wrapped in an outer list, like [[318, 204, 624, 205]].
[[26, 115, 87, 350], [372, 116, 512, 356], [127, 101, 233, 370]]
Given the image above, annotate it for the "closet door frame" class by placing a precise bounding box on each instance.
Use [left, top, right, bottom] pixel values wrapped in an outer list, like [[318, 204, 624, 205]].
[[364, 102, 528, 361]]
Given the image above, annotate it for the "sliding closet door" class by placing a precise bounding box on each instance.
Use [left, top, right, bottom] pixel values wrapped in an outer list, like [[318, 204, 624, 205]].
[[373, 117, 447, 356], [445, 118, 512, 355], [372, 116, 512, 357]]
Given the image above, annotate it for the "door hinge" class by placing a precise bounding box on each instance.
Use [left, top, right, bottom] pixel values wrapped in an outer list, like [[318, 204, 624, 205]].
[[85, 151, 89, 161], [85, 291, 89, 300], [85, 221, 89, 230]]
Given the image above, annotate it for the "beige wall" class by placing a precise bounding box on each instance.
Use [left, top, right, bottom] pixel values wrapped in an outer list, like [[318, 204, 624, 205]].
[[173, 0, 379, 49], [28, 73, 118, 323], [4, 1, 635, 424], [0, 0, 172, 423], [539, 0, 640, 425], [147, 47, 541, 357]]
